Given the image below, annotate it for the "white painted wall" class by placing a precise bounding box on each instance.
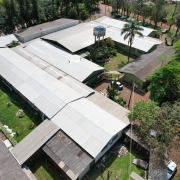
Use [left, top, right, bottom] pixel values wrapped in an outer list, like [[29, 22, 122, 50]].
[[94, 130, 123, 162]]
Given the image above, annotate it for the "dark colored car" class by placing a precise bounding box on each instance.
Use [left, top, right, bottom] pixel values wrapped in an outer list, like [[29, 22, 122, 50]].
[[115, 14, 121, 18]]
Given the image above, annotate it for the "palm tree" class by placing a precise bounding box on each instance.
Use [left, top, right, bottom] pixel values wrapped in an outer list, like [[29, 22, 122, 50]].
[[121, 20, 144, 62]]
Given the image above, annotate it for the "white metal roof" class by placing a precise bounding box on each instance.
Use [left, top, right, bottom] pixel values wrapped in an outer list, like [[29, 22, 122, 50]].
[[94, 16, 155, 36], [24, 40, 104, 82], [106, 26, 162, 52], [51, 98, 128, 158], [11, 120, 60, 165], [13, 46, 95, 97], [0, 48, 83, 119], [42, 21, 162, 53], [0, 34, 19, 47]]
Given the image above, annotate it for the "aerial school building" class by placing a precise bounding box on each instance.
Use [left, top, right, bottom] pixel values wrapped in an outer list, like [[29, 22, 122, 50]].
[[0, 46, 129, 179], [0, 16, 164, 179]]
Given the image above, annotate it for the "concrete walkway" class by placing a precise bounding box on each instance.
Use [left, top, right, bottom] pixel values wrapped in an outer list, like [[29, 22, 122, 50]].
[[130, 171, 145, 180]]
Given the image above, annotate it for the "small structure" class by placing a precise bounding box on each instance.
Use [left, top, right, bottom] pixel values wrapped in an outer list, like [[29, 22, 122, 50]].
[[119, 46, 174, 89], [93, 26, 106, 46]]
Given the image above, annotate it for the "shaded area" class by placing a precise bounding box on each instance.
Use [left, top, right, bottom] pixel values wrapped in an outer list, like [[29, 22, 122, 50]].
[[86, 139, 146, 180], [30, 155, 64, 180]]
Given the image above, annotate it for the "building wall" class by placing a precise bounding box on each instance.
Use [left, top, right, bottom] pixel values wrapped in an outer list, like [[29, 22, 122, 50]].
[[94, 130, 123, 162], [17, 20, 79, 43], [115, 42, 145, 57], [78, 164, 91, 180], [147, 44, 158, 53], [123, 73, 143, 89], [148, 31, 156, 38]]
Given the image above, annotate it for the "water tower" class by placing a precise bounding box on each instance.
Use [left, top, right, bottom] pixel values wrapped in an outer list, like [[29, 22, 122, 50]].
[[93, 26, 106, 47]]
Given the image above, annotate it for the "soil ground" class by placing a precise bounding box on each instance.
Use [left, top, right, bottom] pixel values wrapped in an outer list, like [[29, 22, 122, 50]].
[[0, 130, 6, 141], [94, 78, 150, 109]]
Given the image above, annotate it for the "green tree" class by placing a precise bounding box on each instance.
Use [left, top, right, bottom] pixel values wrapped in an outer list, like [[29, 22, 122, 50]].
[[175, 15, 180, 37], [147, 60, 180, 104], [105, 37, 115, 48], [107, 81, 119, 101], [8, 40, 20, 48], [32, 0, 39, 22], [68, 8, 78, 19], [173, 40, 180, 61], [129, 100, 180, 157], [150, 0, 166, 29], [79, 9, 88, 21], [121, 20, 144, 62]]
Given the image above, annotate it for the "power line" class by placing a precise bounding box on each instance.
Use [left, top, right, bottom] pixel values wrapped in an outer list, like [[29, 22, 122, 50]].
[[129, 83, 135, 180]]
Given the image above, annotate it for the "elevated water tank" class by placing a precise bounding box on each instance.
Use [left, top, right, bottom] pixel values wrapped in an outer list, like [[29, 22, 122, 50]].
[[93, 26, 106, 37]]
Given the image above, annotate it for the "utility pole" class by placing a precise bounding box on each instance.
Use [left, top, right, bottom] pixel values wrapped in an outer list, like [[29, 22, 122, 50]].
[[127, 82, 137, 109]]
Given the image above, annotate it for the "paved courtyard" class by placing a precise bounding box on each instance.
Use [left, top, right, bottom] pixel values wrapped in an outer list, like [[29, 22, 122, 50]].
[[94, 79, 150, 109]]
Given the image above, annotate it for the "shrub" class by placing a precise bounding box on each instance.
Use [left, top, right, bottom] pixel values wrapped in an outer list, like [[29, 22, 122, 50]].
[[123, 99, 127, 104], [120, 102, 125, 107], [28, 122, 35, 129], [19, 112, 25, 118], [7, 102, 12, 107]]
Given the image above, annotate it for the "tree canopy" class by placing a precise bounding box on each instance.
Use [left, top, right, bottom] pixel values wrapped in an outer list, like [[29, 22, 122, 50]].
[[129, 100, 180, 156], [147, 40, 180, 104], [121, 20, 144, 62]]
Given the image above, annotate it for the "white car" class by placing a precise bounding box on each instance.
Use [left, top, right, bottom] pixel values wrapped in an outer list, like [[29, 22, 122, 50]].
[[167, 160, 177, 179], [111, 81, 123, 90]]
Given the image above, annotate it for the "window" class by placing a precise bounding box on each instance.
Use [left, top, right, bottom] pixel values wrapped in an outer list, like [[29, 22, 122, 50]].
[[121, 44, 125, 49], [138, 50, 143, 55], [130, 47, 136, 52]]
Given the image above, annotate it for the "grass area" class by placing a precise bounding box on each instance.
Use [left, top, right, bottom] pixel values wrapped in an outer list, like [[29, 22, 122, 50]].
[[0, 84, 41, 142], [104, 53, 132, 71], [30, 156, 64, 180], [88, 151, 145, 180]]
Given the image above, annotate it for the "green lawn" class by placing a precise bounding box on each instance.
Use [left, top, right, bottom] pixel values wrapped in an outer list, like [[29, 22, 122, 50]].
[[0, 85, 41, 142], [30, 156, 64, 180], [88, 151, 145, 180], [104, 53, 132, 71]]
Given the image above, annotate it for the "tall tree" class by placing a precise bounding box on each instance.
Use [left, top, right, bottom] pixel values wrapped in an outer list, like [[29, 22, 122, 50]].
[[175, 15, 180, 37], [129, 100, 180, 157], [32, 0, 39, 22], [150, 0, 166, 29], [147, 60, 180, 104], [121, 20, 144, 62]]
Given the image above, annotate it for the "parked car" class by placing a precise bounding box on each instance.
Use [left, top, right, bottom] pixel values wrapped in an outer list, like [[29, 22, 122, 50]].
[[142, 22, 150, 27], [115, 14, 121, 18], [167, 160, 178, 180], [127, 17, 135, 21], [121, 15, 128, 20], [111, 81, 123, 90], [162, 29, 169, 34]]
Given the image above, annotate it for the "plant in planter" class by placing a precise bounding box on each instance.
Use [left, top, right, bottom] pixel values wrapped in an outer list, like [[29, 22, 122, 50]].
[[28, 122, 35, 129], [7, 102, 12, 107], [19, 111, 25, 118]]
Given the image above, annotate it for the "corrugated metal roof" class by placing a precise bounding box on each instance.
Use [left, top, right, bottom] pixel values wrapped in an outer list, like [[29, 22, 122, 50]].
[[0, 141, 29, 180], [43, 130, 93, 179], [119, 46, 174, 82], [42, 20, 162, 53], [24, 40, 104, 82], [13, 46, 95, 97], [0, 48, 83, 119], [87, 92, 129, 125], [94, 16, 155, 36], [0, 34, 19, 47], [51, 98, 128, 158], [11, 120, 60, 165], [16, 18, 79, 37]]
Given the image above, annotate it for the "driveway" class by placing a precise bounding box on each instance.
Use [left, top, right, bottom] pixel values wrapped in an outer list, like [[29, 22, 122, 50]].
[[94, 79, 150, 109]]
